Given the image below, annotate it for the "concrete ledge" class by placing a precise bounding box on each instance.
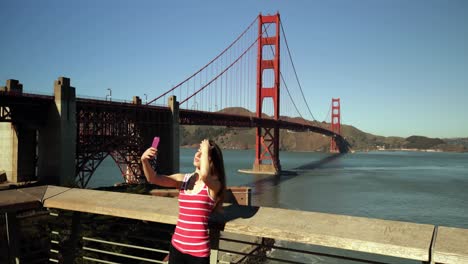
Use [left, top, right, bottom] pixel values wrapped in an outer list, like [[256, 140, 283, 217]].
[[40, 186, 437, 261], [434, 226, 468, 264]]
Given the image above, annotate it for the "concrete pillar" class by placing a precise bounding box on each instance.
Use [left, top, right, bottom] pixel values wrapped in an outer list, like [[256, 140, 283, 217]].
[[37, 77, 76, 186], [0, 123, 16, 182], [132, 96, 142, 105], [0, 79, 23, 93], [0, 80, 36, 183], [168, 96, 179, 173]]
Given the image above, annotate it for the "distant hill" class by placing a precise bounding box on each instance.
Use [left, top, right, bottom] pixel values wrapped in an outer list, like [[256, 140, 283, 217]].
[[180, 107, 467, 153]]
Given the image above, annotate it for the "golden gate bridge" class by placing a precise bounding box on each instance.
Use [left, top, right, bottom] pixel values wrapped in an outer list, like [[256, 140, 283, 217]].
[[0, 13, 350, 187]]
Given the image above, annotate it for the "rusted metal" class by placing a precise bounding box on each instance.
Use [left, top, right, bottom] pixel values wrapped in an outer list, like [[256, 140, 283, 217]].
[[75, 101, 171, 187]]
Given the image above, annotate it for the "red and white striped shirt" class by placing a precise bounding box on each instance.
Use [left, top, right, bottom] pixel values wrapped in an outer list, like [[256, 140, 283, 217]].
[[171, 173, 215, 257]]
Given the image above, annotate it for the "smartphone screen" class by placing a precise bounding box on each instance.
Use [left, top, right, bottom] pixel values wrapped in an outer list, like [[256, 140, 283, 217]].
[[152, 137, 160, 148]]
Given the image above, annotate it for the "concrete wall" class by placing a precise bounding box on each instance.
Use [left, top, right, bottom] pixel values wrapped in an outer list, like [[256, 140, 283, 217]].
[[0, 123, 15, 182]]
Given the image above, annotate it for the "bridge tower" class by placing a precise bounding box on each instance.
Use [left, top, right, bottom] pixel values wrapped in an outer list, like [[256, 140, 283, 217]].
[[330, 98, 341, 153], [253, 13, 281, 174]]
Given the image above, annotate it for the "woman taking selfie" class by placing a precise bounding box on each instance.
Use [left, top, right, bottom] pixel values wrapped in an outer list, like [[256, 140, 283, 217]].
[[141, 139, 226, 264]]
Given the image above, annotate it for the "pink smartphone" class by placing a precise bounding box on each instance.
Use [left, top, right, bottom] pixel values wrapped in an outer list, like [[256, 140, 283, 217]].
[[151, 136, 160, 149]]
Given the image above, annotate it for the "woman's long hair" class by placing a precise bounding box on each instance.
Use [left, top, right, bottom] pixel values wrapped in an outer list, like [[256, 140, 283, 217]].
[[208, 140, 226, 212]]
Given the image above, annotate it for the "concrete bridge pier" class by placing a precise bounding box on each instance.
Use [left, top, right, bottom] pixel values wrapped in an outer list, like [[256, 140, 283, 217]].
[[167, 95, 179, 173], [37, 77, 76, 186], [0, 80, 37, 183]]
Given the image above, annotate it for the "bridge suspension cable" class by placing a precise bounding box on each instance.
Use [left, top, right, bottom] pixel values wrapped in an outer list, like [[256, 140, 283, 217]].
[[149, 17, 282, 118], [179, 36, 258, 105], [280, 22, 320, 123], [324, 101, 332, 126], [146, 16, 259, 106], [260, 22, 305, 121], [148, 14, 335, 131]]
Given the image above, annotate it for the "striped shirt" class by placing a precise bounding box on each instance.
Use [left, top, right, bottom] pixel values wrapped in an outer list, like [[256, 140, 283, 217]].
[[171, 173, 215, 257]]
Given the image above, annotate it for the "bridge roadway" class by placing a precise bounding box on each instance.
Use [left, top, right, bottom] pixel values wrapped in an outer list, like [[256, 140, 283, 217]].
[[0, 91, 350, 152], [1, 78, 350, 186]]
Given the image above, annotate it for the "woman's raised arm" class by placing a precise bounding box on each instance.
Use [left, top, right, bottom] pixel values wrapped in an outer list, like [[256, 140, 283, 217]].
[[141, 147, 184, 188], [199, 140, 221, 196]]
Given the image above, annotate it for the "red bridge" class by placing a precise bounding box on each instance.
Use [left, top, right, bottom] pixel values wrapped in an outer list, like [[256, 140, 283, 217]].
[[0, 13, 350, 187]]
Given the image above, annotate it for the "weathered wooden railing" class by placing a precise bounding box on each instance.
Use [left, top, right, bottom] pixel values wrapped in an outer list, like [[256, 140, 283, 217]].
[[1, 185, 468, 263]]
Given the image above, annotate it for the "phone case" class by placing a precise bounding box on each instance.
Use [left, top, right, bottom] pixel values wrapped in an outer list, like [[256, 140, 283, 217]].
[[152, 137, 160, 148]]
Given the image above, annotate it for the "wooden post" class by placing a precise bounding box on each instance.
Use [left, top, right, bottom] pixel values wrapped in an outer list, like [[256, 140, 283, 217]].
[[62, 212, 81, 263], [5, 212, 20, 264], [209, 228, 220, 264]]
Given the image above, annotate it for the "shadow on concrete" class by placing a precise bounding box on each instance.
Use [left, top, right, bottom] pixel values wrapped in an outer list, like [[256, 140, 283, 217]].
[[209, 204, 260, 230]]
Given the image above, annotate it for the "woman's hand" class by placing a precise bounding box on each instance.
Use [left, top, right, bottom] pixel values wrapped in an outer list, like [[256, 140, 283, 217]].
[[200, 139, 210, 156], [141, 147, 157, 162]]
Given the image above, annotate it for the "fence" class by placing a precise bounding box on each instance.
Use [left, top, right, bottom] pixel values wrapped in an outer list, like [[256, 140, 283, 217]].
[[1, 185, 468, 263]]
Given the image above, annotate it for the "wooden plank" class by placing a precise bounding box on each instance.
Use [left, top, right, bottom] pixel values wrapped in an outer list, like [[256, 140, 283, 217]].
[[17, 185, 48, 202], [225, 187, 251, 206], [42, 185, 73, 201], [434, 226, 468, 264], [43, 187, 179, 225], [42, 186, 435, 261], [150, 186, 251, 206], [219, 205, 434, 261], [0, 189, 42, 212]]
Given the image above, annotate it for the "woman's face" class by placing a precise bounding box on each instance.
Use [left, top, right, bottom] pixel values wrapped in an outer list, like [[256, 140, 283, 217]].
[[193, 148, 202, 168]]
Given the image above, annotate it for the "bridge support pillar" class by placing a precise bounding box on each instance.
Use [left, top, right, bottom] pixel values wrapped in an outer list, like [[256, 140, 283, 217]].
[[0, 80, 37, 183], [37, 77, 76, 186], [330, 98, 341, 153], [253, 13, 281, 174], [0, 124, 36, 183], [168, 96, 180, 173]]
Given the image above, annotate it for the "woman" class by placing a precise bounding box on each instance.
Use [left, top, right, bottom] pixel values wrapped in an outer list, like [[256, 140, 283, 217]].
[[141, 139, 226, 264]]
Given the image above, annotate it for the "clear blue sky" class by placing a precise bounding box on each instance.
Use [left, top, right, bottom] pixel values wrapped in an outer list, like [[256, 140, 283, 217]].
[[1, 0, 467, 138]]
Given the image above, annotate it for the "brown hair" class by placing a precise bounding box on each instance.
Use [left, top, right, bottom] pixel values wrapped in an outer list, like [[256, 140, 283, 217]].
[[208, 140, 226, 212]]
